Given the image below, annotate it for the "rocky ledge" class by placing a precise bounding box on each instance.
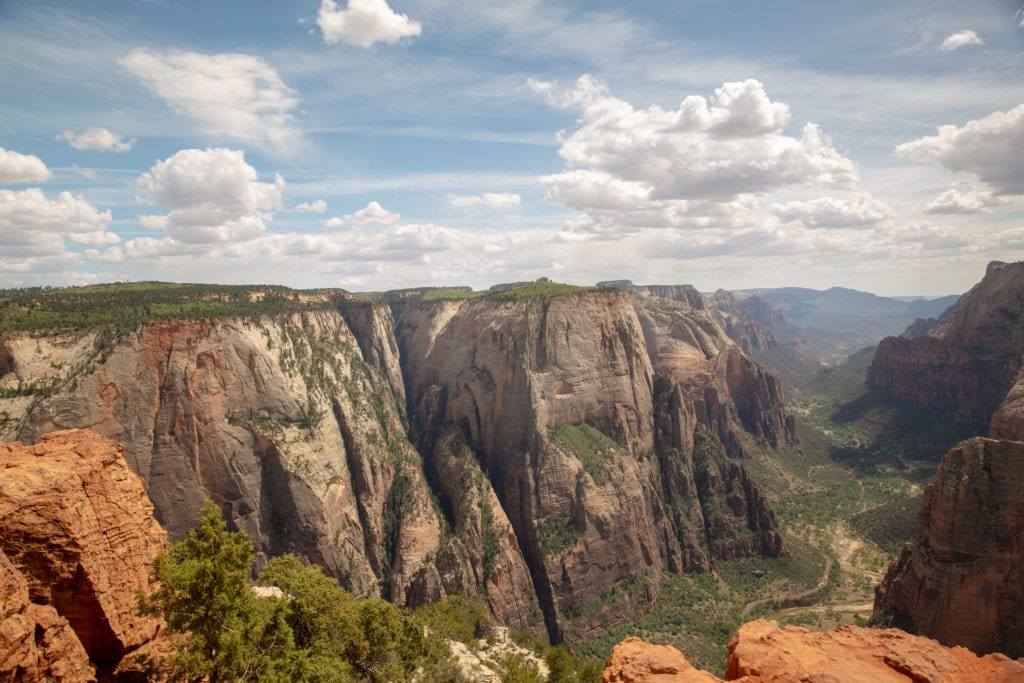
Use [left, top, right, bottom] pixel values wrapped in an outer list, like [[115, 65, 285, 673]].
[[601, 620, 1024, 682], [0, 429, 166, 680]]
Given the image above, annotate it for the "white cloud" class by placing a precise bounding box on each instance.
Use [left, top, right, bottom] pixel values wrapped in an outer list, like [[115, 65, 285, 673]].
[[895, 102, 1024, 196], [72, 165, 97, 180], [923, 185, 1008, 214], [325, 216, 344, 228], [317, 0, 422, 47], [0, 147, 52, 184], [447, 192, 521, 209], [120, 49, 300, 147], [773, 193, 895, 228], [57, 127, 135, 152], [0, 188, 114, 260], [294, 199, 327, 213], [940, 30, 984, 51], [343, 200, 400, 227], [535, 75, 859, 236], [135, 148, 284, 244]]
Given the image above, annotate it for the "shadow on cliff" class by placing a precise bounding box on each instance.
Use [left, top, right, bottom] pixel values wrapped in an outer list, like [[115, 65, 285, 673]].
[[827, 386, 980, 472]]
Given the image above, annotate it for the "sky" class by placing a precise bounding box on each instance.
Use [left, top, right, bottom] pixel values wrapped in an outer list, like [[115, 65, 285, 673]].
[[1, 1, 1023, 296]]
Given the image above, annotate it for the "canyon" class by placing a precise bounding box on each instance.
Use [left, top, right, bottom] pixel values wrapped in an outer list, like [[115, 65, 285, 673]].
[[0, 285, 793, 644]]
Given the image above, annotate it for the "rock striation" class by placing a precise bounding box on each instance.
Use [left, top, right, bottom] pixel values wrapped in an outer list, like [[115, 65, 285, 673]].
[[872, 437, 1024, 657], [396, 290, 790, 642], [868, 261, 1024, 430], [602, 621, 1024, 682], [1, 548, 95, 682], [706, 290, 778, 356], [0, 428, 166, 679]]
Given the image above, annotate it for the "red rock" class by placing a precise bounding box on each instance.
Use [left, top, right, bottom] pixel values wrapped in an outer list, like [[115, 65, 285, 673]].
[[602, 621, 1024, 682], [868, 260, 1024, 430], [0, 429, 166, 666], [602, 637, 719, 683], [1, 547, 95, 682], [872, 437, 1024, 658], [726, 620, 1024, 682]]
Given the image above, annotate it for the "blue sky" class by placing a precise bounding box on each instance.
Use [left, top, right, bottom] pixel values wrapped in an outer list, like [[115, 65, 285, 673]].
[[1, 0, 1023, 295]]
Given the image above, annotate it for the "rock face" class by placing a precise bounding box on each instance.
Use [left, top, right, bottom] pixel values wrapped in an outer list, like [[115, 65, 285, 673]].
[[396, 290, 789, 642], [0, 429, 166, 678], [1, 548, 95, 682], [0, 289, 793, 642], [868, 261, 1024, 430], [706, 290, 778, 356], [602, 621, 1024, 682], [872, 437, 1024, 657]]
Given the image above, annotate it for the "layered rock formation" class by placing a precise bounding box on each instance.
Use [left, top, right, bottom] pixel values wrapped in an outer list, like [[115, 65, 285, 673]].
[[0, 287, 794, 642], [0, 429, 166, 679], [396, 290, 790, 641], [872, 437, 1024, 657], [602, 621, 1024, 682], [706, 290, 778, 356], [868, 261, 1024, 430]]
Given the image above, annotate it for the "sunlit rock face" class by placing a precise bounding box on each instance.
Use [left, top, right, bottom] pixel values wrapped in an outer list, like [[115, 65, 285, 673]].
[[1, 289, 793, 640]]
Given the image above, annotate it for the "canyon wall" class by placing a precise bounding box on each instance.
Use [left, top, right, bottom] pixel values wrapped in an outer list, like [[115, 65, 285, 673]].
[[0, 288, 794, 642], [871, 437, 1024, 657], [867, 260, 1024, 430]]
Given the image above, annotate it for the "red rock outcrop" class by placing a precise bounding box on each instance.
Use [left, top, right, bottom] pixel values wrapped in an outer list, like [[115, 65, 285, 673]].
[[602, 621, 1024, 682], [0, 429, 166, 668], [872, 437, 1024, 657], [868, 261, 1024, 429], [1, 548, 96, 682]]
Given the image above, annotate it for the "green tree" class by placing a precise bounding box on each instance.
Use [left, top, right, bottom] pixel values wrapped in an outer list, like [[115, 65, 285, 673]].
[[139, 499, 300, 682]]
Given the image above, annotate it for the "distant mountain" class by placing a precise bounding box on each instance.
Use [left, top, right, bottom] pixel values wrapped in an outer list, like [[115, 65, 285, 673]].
[[722, 286, 959, 364]]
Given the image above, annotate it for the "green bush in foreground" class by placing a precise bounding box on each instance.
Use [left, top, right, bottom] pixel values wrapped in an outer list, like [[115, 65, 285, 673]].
[[140, 500, 460, 682]]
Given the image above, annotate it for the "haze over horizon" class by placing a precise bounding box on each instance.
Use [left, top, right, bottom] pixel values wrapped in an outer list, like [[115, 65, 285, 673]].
[[2, 0, 1024, 297]]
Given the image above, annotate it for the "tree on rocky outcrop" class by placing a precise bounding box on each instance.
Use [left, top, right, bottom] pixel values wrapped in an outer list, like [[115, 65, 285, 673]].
[[141, 499, 464, 682], [139, 499, 301, 681]]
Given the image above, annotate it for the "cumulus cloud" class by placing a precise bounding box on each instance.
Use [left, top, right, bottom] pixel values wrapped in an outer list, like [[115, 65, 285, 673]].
[[343, 200, 400, 227], [120, 49, 300, 147], [773, 193, 895, 228], [533, 75, 859, 236], [135, 148, 284, 244], [895, 102, 1024, 197], [317, 0, 421, 47], [57, 127, 135, 152], [940, 30, 984, 51], [294, 198, 327, 213], [924, 185, 1008, 214], [0, 147, 52, 183], [448, 192, 521, 209], [324, 216, 344, 229], [0, 188, 115, 261]]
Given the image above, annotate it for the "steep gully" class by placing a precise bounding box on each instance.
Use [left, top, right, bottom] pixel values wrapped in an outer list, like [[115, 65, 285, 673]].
[[0, 290, 795, 644]]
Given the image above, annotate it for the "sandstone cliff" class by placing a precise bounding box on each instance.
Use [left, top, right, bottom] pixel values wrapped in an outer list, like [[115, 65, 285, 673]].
[[868, 260, 1024, 430], [601, 621, 1024, 682], [395, 290, 790, 642], [0, 429, 166, 679], [872, 437, 1024, 657], [0, 286, 794, 642], [1, 311, 450, 611], [706, 291, 778, 356]]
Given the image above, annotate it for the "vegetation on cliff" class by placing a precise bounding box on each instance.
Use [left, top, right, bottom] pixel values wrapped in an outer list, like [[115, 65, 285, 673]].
[[0, 282, 339, 333]]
